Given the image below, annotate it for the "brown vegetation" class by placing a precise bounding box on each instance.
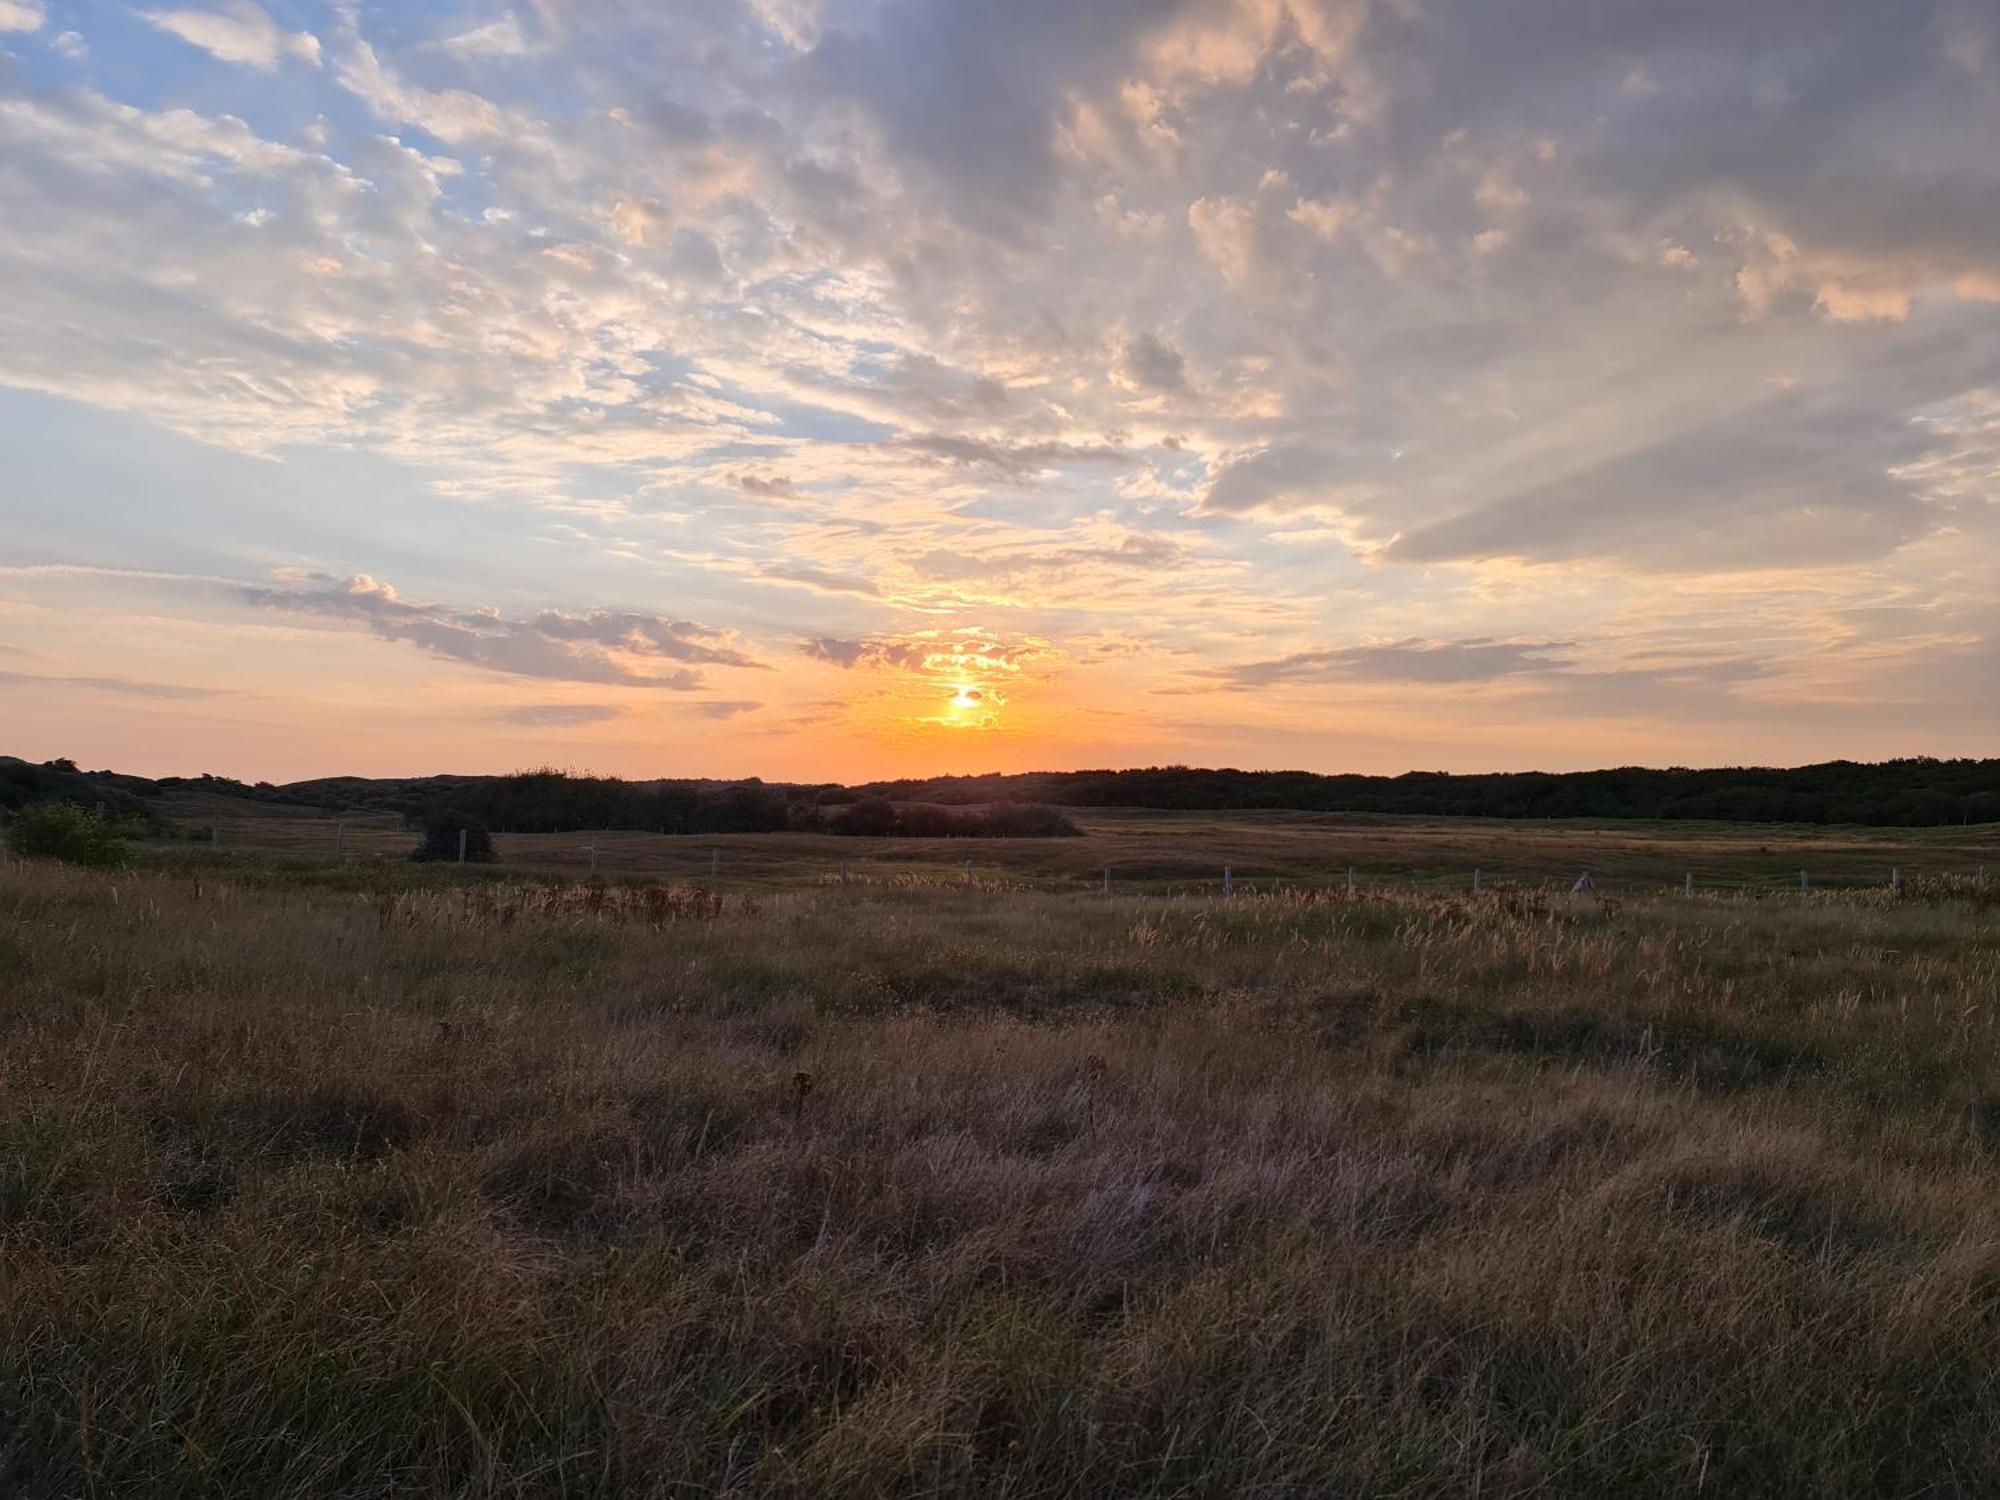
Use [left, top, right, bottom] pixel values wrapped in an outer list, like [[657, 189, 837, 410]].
[[3, 844, 1999, 1495]]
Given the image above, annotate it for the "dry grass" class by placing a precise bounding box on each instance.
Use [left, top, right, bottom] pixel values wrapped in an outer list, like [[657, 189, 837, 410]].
[[175, 799, 2000, 893], [4, 847, 2000, 1496]]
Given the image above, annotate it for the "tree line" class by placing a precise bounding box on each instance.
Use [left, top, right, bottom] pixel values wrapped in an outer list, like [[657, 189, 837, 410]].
[[856, 759, 2000, 828], [6, 755, 1996, 834]]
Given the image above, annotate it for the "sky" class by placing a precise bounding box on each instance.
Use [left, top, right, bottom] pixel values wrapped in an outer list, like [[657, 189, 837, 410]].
[[1, 0, 1996, 784]]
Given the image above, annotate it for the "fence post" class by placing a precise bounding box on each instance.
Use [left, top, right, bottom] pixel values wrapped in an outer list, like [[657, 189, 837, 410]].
[[1473, 868, 1481, 894], [1684, 872, 1692, 897], [1890, 867, 1899, 892], [710, 848, 719, 893], [1800, 869, 1808, 894], [588, 837, 598, 878], [840, 858, 849, 890], [1347, 866, 1355, 895], [457, 829, 467, 865], [334, 819, 344, 863], [1102, 866, 1110, 894], [1224, 866, 1233, 899], [964, 859, 972, 889]]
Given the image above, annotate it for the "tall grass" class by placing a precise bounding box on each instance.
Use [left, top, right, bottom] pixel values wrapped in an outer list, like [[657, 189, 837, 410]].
[[3, 855, 1998, 1495]]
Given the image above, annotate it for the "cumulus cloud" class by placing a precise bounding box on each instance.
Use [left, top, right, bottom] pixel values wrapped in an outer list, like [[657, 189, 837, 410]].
[[138, 2, 319, 70], [0, 1, 43, 34], [241, 575, 759, 688]]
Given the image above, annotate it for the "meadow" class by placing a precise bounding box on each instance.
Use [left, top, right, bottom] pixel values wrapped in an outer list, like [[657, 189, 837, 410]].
[[3, 814, 2000, 1496]]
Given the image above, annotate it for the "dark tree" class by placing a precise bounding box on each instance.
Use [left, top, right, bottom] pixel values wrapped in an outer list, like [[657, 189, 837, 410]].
[[410, 810, 494, 863]]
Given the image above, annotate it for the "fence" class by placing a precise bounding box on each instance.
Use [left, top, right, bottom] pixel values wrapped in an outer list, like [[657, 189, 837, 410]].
[[182, 815, 1991, 900]]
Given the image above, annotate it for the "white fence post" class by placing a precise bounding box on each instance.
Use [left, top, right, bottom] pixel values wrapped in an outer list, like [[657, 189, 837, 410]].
[[588, 837, 598, 877], [709, 848, 719, 892], [1890, 867, 1899, 891], [1347, 866, 1355, 894], [1799, 868, 1808, 894], [1473, 868, 1482, 893], [334, 819, 344, 862], [1684, 872, 1692, 897], [1102, 866, 1110, 894], [1224, 866, 1233, 899], [457, 828, 467, 864]]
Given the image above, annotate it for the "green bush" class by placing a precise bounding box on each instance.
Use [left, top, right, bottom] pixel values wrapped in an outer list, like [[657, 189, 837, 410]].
[[5, 803, 133, 869]]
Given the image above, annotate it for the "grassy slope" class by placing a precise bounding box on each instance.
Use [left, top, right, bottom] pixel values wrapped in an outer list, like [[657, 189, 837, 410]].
[[4, 844, 2000, 1496]]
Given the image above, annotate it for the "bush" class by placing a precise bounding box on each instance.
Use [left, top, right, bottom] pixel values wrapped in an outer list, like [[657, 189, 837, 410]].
[[982, 803, 1083, 837], [833, 798, 900, 837], [5, 803, 133, 868], [409, 811, 494, 863]]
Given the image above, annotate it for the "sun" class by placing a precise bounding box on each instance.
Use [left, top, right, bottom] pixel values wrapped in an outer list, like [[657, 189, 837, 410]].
[[949, 685, 983, 710]]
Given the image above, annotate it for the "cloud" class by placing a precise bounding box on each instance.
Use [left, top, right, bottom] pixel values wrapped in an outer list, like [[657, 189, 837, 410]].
[[138, 2, 319, 70], [901, 434, 1132, 480], [911, 533, 1182, 581], [241, 575, 758, 688], [334, 40, 506, 142], [1216, 638, 1576, 688], [5, 0, 2000, 769], [0, 668, 220, 699], [1199, 445, 1346, 515], [1385, 372, 1954, 572], [0, 1, 42, 34], [800, 628, 1057, 677], [1119, 331, 1186, 392], [496, 703, 625, 726], [693, 700, 761, 719], [759, 566, 880, 596], [426, 16, 536, 61], [802, 0, 1172, 234]]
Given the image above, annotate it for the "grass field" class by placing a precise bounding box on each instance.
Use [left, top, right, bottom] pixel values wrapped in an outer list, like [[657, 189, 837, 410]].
[[5, 813, 2000, 1496], [174, 797, 1996, 894]]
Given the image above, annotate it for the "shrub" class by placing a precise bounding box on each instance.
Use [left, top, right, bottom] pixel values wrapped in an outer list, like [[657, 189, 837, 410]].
[[982, 802, 1083, 837], [5, 803, 133, 868], [833, 798, 900, 836], [409, 811, 494, 863]]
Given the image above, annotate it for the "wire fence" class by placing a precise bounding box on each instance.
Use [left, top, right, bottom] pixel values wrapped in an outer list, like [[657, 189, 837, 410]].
[[179, 815, 1995, 902]]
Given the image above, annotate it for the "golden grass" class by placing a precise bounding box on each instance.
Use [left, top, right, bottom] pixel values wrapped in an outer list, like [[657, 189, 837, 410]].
[[176, 800, 2000, 894], [4, 849, 2000, 1496]]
